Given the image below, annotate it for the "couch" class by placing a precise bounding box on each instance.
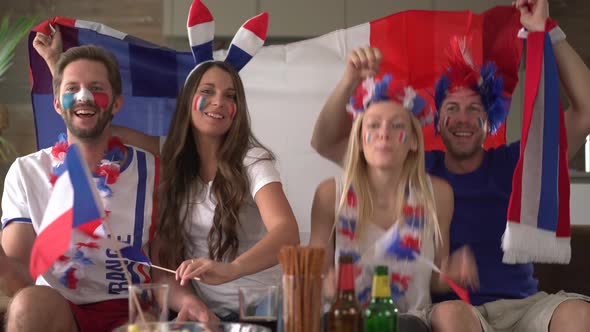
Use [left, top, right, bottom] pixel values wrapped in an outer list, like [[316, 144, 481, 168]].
[[533, 224, 590, 296]]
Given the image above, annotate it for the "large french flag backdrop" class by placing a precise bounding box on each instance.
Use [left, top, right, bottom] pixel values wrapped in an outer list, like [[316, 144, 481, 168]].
[[29, 6, 522, 233]]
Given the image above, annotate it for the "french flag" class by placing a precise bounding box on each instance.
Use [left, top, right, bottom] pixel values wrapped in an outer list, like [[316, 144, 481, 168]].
[[503, 20, 571, 264], [28, 6, 522, 151], [29, 144, 106, 279]]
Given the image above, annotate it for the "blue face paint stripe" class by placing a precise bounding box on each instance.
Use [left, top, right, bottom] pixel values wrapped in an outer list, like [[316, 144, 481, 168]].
[[62, 93, 75, 110], [198, 96, 206, 112]]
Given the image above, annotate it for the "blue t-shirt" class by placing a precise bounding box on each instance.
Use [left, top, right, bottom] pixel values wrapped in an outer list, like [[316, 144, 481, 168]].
[[426, 142, 538, 306]]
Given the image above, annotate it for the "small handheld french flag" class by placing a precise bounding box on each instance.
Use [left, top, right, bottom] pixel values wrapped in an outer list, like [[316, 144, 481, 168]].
[[29, 144, 106, 279]]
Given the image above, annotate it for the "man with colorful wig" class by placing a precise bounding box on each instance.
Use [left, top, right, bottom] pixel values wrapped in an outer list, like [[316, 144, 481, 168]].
[[311, 0, 590, 331]]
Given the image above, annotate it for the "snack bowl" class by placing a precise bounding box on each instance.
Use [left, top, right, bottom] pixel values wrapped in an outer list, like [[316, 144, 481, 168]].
[[114, 322, 271, 332]]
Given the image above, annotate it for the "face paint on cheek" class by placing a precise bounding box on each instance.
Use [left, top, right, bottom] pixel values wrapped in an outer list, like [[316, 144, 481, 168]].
[[443, 115, 450, 129], [398, 131, 408, 144], [229, 103, 236, 119], [62, 88, 109, 110], [365, 132, 372, 144], [92, 92, 109, 109], [194, 96, 206, 112], [61, 93, 75, 110], [477, 116, 484, 129]]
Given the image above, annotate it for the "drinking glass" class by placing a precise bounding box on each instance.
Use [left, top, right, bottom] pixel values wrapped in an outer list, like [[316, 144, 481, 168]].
[[239, 285, 279, 332]]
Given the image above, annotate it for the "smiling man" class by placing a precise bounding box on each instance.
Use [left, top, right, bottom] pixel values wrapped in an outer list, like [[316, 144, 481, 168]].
[[0, 45, 162, 332]]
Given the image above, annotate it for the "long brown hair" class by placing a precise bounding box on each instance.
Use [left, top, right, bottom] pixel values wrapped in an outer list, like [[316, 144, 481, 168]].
[[157, 61, 273, 267], [337, 104, 442, 247]]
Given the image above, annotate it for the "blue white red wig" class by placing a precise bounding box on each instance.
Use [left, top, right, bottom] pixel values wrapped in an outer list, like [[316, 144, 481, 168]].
[[434, 37, 509, 135], [347, 74, 433, 126]]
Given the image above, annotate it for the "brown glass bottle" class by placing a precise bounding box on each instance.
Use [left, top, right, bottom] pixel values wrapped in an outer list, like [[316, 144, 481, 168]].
[[327, 255, 363, 332]]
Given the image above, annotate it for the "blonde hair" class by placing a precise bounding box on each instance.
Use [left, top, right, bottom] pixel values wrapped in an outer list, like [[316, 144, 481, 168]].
[[336, 103, 442, 248]]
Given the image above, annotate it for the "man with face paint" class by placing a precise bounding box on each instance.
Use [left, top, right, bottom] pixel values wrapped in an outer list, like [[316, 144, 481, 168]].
[[311, 1, 590, 331], [0, 45, 217, 332]]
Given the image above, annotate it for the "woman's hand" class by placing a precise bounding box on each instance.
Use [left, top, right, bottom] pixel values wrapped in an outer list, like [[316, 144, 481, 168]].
[[176, 295, 220, 322], [175, 258, 240, 286], [440, 246, 479, 290], [343, 47, 383, 86]]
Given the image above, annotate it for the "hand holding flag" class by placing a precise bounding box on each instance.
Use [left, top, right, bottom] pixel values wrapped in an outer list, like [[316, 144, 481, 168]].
[[29, 144, 105, 279], [120, 245, 201, 281]]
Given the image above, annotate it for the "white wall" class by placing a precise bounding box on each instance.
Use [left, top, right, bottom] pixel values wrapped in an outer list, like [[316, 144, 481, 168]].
[[570, 183, 590, 225], [164, 0, 515, 38]]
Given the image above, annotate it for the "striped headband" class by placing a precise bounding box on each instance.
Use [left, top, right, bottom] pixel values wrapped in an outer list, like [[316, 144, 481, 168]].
[[185, 0, 268, 83]]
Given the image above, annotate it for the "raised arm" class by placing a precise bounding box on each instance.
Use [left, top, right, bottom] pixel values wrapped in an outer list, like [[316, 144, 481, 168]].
[[517, 0, 590, 159], [556, 41, 590, 159], [33, 25, 62, 76], [310, 47, 382, 166]]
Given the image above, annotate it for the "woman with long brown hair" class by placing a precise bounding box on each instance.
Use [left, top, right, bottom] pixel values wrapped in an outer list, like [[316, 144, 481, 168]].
[[148, 58, 299, 320]]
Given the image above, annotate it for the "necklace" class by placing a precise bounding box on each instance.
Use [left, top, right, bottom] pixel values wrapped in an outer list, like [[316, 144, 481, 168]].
[[50, 133, 127, 197]]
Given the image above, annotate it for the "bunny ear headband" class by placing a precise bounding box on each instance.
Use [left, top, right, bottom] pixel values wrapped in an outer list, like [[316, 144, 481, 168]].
[[185, 0, 268, 83], [346, 74, 433, 126]]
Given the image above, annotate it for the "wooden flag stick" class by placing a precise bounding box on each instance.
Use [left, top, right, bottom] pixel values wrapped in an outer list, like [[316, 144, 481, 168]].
[[132, 261, 201, 281]]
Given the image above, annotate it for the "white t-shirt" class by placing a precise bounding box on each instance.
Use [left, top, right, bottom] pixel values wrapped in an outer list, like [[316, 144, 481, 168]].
[[1, 145, 158, 304], [334, 176, 434, 314], [187, 147, 282, 316]]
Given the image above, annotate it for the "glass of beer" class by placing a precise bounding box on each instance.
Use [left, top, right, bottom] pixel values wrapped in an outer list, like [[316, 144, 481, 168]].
[[239, 285, 279, 332]]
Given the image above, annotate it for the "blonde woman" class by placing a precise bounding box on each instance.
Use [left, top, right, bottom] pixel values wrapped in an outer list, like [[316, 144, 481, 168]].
[[310, 74, 477, 330]]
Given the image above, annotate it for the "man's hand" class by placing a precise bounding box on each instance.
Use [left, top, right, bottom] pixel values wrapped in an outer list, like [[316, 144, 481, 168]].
[[176, 258, 240, 286], [32, 25, 63, 72], [440, 246, 479, 290], [343, 47, 383, 87], [514, 0, 549, 32], [176, 296, 219, 322]]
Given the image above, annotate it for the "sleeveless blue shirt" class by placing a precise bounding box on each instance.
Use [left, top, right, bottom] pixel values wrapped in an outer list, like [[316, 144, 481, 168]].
[[426, 142, 538, 305]]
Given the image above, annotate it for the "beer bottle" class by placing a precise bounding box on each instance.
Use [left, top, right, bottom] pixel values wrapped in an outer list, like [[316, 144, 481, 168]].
[[327, 255, 363, 332], [364, 265, 397, 332]]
